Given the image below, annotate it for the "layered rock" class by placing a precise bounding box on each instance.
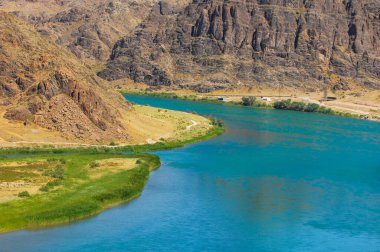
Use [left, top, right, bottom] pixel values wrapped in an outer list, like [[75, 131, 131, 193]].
[[0, 12, 131, 142], [0, 0, 158, 63], [99, 0, 380, 92]]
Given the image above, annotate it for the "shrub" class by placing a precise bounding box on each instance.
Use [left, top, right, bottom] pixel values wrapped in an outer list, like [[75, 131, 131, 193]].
[[211, 118, 224, 127], [136, 160, 142, 165], [288, 101, 306, 111], [274, 99, 335, 115], [317, 106, 334, 114], [47, 180, 62, 188], [305, 103, 320, 112], [18, 191, 30, 198], [241, 96, 256, 106], [51, 166, 64, 179], [43, 164, 65, 179], [39, 185, 49, 192], [47, 158, 66, 164], [89, 162, 99, 169], [274, 100, 291, 109]]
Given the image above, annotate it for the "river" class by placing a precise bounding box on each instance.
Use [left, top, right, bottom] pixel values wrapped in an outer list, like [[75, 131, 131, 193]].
[[1, 95, 379, 251]]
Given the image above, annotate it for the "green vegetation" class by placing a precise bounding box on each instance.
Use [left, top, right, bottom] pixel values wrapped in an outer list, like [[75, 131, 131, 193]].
[[211, 117, 224, 127], [272, 99, 360, 118], [241, 96, 256, 106], [122, 91, 271, 108], [0, 120, 224, 156], [89, 161, 100, 169], [18, 191, 30, 198], [39, 185, 50, 192], [0, 153, 160, 233], [122, 91, 363, 120], [273, 99, 334, 114], [240, 96, 272, 108], [0, 93, 226, 234]]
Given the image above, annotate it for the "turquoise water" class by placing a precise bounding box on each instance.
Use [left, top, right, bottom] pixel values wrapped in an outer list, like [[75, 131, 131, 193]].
[[1, 95, 380, 251]]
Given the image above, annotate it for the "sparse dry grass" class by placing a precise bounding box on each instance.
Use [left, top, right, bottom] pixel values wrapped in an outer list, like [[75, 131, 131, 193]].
[[0, 159, 61, 203], [0, 153, 160, 233], [0, 103, 214, 147], [0, 107, 72, 148], [88, 158, 138, 179], [119, 105, 213, 145]]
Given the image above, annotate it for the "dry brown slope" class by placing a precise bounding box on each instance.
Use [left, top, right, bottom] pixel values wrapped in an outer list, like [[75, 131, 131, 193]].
[[0, 0, 158, 64], [0, 11, 134, 143], [0, 11, 213, 147]]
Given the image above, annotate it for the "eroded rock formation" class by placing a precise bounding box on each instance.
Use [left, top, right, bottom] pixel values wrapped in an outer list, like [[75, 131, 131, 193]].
[[99, 0, 380, 92], [0, 12, 131, 142], [0, 0, 159, 63]]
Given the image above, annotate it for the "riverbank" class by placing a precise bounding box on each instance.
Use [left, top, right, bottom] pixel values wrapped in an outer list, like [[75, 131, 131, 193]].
[[121, 91, 377, 121], [1, 88, 379, 251], [0, 153, 160, 234], [0, 106, 224, 233], [117, 82, 380, 122], [0, 121, 224, 155], [0, 102, 221, 148]]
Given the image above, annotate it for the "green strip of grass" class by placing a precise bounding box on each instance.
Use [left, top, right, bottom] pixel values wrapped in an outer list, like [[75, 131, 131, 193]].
[[0, 123, 224, 155], [0, 103, 225, 233], [0, 153, 160, 233]]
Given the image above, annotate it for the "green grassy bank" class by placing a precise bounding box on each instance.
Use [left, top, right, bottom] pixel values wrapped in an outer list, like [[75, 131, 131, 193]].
[[0, 118, 224, 233], [0, 153, 160, 234], [0, 122, 224, 155]]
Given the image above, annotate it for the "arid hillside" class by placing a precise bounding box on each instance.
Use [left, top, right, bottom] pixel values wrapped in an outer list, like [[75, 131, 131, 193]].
[[98, 0, 380, 93], [0, 11, 134, 142], [0, 1, 379, 122], [0, 0, 158, 64], [2, 0, 379, 94], [0, 11, 213, 146]]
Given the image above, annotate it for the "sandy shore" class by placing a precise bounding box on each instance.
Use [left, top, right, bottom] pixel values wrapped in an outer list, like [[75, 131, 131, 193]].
[[0, 104, 214, 148], [119, 83, 380, 122]]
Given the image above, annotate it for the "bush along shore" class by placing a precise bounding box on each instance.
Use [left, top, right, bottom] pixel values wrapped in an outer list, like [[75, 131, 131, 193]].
[[273, 99, 333, 114], [272, 99, 360, 118], [123, 91, 360, 119], [242, 97, 358, 118]]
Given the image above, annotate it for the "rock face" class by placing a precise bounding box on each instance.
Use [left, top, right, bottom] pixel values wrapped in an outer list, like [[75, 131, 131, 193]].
[[0, 12, 131, 142], [0, 0, 158, 63], [99, 0, 380, 92]]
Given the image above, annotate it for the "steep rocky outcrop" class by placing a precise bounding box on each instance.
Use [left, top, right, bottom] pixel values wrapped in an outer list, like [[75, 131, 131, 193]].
[[0, 0, 158, 63], [99, 0, 380, 92], [0, 12, 131, 142]]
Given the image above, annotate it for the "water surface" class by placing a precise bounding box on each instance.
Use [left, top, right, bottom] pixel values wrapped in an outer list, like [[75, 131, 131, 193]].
[[1, 95, 379, 251]]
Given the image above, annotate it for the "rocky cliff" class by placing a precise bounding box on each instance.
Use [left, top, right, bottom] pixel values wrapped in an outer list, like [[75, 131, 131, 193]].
[[0, 12, 131, 142], [99, 0, 380, 92], [0, 0, 158, 63]]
